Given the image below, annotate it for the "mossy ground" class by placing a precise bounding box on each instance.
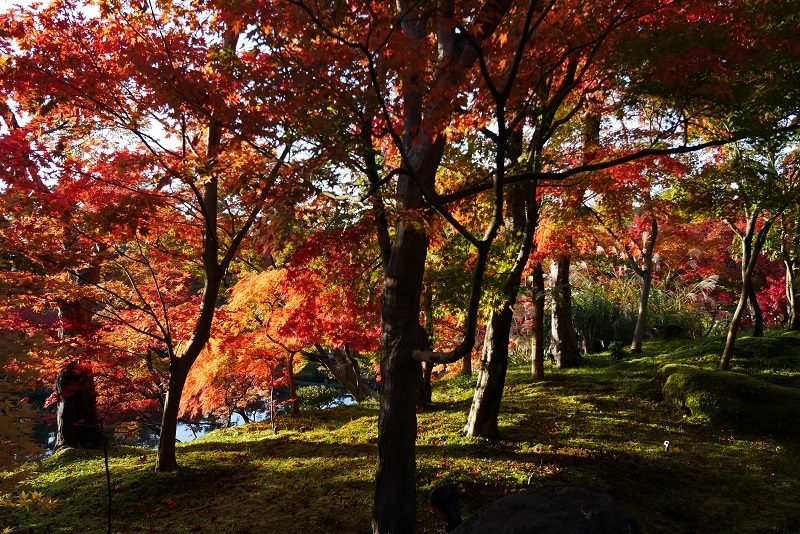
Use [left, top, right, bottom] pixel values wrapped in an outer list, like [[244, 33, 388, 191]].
[[2, 331, 800, 533]]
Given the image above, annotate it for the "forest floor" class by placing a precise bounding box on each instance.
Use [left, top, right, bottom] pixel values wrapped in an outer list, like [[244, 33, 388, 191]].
[[2, 331, 800, 533]]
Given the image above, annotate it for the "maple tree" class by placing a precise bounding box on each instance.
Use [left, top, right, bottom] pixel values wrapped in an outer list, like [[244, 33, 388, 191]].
[[0, 0, 302, 472], [1, 1, 800, 533], [286, 0, 800, 529], [687, 135, 800, 370]]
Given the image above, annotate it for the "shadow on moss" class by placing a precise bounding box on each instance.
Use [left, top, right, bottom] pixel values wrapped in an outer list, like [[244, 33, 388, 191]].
[[658, 364, 800, 436]]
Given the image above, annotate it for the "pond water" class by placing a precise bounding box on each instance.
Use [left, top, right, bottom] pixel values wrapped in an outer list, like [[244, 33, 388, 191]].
[[33, 388, 356, 453]]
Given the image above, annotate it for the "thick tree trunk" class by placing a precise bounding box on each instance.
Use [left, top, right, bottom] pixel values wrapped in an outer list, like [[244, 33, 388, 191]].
[[55, 264, 103, 451], [748, 285, 764, 337], [371, 2, 514, 529], [550, 257, 582, 368], [54, 361, 104, 450], [459, 353, 472, 375], [464, 309, 512, 440], [530, 262, 545, 381], [373, 222, 428, 534]]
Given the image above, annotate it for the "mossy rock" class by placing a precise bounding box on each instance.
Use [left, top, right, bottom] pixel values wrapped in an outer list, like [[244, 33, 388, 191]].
[[732, 333, 800, 363], [659, 364, 800, 436]]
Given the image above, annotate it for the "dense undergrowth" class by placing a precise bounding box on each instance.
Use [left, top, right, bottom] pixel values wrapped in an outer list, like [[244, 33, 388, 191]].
[[2, 331, 799, 533]]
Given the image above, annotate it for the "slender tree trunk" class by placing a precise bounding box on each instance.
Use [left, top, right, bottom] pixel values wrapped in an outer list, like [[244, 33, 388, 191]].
[[631, 220, 658, 353], [786, 258, 800, 330], [418, 291, 434, 409], [550, 257, 582, 368], [417, 361, 433, 409], [747, 285, 764, 337], [465, 178, 536, 438], [287, 352, 299, 417], [720, 283, 751, 371], [156, 365, 188, 471], [631, 269, 653, 353], [531, 262, 545, 381], [720, 219, 773, 370], [630, 272, 653, 353], [464, 309, 512, 439]]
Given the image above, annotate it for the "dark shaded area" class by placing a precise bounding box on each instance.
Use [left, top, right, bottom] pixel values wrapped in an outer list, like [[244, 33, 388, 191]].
[[452, 485, 639, 534]]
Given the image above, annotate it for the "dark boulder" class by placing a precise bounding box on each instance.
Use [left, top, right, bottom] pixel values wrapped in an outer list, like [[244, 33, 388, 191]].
[[452, 485, 640, 534]]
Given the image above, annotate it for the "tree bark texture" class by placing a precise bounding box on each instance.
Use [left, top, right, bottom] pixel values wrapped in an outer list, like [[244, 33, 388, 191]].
[[786, 258, 800, 330], [465, 180, 537, 439], [464, 309, 512, 440], [54, 361, 104, 450], [55, 263, 103, 451], [720, 218, 773, 370], [531, 262, 545, 381], [630, 219, 658, 353], [747, 285, 764, 337], [373, 221, 428, 534], [459, 353, 473, 375], [550, 257, 582, 368]]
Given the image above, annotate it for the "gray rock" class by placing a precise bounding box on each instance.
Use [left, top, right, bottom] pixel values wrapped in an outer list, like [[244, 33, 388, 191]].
[[451, 485, 640, 534]]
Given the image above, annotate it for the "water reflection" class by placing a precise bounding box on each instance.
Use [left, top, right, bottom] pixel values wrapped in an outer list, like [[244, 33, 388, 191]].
[[33, 388, 356, 454]]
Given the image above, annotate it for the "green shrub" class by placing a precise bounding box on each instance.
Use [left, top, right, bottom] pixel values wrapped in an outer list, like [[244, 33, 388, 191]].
[[296, 385, 346, 411], [608, 341, 628, 360], [571, 288, 636, 354], [659, 364, 800, 435]]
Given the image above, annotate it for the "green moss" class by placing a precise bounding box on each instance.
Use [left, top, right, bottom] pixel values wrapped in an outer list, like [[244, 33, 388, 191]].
[[660, 364, 800, 435], [2, 336, 799, 533]]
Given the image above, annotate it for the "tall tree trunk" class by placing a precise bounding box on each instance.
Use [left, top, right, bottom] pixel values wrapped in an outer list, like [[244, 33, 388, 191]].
[[630, 219, 658, 353], [287, 352, 299, 417], [748, 285, 764, 337], [371, 2, 514, 530], [373, 222, 429, 534], [465, 179, 536, 438], [156, 153, 224, 471], [550, 257, 582, 368], [156, 364, 188, 471], [55, 264, 103, 451], [720, 218, 774, 370], [464, 309, 512, 440], [530, 262, 545, 381], [786, 258, 800, 330]]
